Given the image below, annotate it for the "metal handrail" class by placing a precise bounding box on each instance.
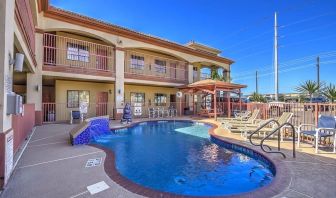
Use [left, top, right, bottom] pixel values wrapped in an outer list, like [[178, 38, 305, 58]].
[[260, 122, 296, 158], [248, 119, 280, 151]]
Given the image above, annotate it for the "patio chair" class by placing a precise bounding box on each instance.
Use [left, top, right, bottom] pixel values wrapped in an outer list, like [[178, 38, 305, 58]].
[[297, 115, 336, 153], [70, 110, 81, 124], [148, 107, 157, 119], [231, 112, 293, 141], [168, 105, 177, 117], [157, 107, 169, 118]]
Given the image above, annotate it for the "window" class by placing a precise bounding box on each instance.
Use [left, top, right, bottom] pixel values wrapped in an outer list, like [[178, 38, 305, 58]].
[[130, 55, 145, 69], [154, 59, 166, 73], [67, 43, 89, 62], [130, 92, 145, 104], [154, 93, 167, 106], [67, 90, 90, 108]]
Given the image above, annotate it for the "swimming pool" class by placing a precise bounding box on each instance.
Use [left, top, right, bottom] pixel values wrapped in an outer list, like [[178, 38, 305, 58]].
[[92, 121, 274, 196]]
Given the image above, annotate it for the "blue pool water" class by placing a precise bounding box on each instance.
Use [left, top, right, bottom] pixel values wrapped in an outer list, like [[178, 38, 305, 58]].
[[92, 121, 274, 196]]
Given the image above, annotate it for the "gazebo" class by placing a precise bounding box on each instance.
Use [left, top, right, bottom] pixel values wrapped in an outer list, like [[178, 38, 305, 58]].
[[178, 79, 247, 120]]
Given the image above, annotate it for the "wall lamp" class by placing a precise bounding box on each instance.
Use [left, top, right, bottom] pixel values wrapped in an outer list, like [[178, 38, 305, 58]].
[[9, 53, 24, 72]]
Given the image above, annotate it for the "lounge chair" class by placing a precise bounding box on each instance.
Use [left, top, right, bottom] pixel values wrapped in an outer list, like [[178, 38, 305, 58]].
[[220, 109, 260, 129], [231, 112, 293, 140], [220, 110, 251, 122], [297, 115, 336, 153]]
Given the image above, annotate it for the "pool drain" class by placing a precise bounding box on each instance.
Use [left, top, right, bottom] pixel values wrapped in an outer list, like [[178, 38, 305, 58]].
[[174, 176, 186, 185]]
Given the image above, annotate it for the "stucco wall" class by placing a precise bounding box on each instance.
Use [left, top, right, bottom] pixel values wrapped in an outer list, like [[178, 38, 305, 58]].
[[54, 80, 115, 121], [124, 84, 178, 105]]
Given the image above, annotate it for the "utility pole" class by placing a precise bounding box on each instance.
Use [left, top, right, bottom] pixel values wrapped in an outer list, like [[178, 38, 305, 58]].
[[256, 70, 258, 94], [317, 56, 320, 95], [274, 12, 279, 101]]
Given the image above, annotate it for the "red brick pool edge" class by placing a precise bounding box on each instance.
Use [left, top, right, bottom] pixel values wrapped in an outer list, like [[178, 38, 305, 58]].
[[91, 120, 291, 198]]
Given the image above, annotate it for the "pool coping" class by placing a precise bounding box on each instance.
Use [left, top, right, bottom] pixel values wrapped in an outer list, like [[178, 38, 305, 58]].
[[90, 119, 291, 198]]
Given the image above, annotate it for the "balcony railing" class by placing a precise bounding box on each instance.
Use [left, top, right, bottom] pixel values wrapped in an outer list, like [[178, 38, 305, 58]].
[[15, 0, 35, 64], [43, 33, 115, 77], [125, 50, 188, 83], [42, 103, 115, 123]]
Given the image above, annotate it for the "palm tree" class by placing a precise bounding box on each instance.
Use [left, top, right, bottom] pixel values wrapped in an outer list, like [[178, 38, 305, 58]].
[[250, 92, 266, 103], [210, 66, 231, 82], [295, 80, 322, 102], [323, 83, 336, 103]]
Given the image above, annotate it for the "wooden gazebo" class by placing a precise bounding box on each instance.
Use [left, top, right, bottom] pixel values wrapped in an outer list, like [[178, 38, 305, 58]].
[[179, 79, 247, 120]]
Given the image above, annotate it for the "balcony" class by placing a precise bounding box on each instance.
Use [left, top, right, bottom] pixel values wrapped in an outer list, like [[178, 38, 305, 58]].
[[43, 33, 115, 77], [125, 50, 188, 84]]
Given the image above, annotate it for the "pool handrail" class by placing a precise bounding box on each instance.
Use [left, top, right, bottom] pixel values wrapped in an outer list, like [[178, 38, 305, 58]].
[[248, 119, 280, 151], [260, 122, 296, 158]]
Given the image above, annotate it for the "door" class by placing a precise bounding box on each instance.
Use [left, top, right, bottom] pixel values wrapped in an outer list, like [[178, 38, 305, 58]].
[[96, 92, 108, 116], [96, 47, 108, 70], [170, 94, 176, 108]]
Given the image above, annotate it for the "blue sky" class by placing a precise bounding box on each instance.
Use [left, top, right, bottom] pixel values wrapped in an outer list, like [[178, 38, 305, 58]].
[[51, 0, 336, 94]]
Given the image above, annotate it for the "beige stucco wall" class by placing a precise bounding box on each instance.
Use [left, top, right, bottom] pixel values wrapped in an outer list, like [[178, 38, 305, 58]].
[[39, 17, 231, 71], [124, 84, 178, 105], [54, 80, 115, 121]]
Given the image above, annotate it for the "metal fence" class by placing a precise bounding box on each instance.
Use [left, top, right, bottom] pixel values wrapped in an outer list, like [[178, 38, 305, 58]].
[[42, 101, 336, 126]]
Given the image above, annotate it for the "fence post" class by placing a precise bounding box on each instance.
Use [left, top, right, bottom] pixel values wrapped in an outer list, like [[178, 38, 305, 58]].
[[315, 103, 318, 126]]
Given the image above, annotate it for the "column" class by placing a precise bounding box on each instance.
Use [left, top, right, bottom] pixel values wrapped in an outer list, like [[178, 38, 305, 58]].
[[0, 0, 15, 187], [114, 48, 125, 119], [187, 64, 193, 111], [27, 33, 43, 125]]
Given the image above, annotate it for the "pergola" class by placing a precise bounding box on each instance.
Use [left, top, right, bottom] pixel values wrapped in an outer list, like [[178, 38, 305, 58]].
[[179, 79, 247, 120]]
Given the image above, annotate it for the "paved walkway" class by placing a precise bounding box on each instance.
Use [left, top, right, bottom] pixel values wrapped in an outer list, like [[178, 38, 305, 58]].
[[1, 118, 335, 198], [1, 124, 143, 198]]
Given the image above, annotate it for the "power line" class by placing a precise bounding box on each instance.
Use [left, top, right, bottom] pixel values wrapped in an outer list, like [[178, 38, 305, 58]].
[[233, 60, 335, 81], [281, 34, 336, 48], [221, 0, 316, 40], [280, 12, 336, 28], [280, 21, 336, 38], [232, 51, 336, 78]]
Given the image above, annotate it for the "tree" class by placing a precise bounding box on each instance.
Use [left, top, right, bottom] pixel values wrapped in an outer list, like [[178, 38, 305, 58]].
[[210, 66, 231, 82], [295, 80, 322, 103], [250, 92, 266, 103], [323, 83, 336, 103]]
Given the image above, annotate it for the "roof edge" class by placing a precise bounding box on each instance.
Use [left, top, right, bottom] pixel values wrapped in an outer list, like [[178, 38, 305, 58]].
[[40, 0, 234, 65]]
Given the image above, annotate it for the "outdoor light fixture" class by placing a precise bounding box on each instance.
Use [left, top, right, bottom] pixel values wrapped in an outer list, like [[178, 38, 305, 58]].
[[9, 53, 24, 72], [35, 85, 41, 92], [109, 89, 112, 94], [118, 89, 121, 94]]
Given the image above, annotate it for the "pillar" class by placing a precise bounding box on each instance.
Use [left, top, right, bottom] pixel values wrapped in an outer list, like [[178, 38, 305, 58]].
[[0, 0, 15, 187], [187, 64, 193, 111], [114, 49, 125, 119], [27, 33, 43, 125]]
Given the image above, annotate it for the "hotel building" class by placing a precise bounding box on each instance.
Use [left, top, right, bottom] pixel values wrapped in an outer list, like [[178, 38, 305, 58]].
[[0, 0, 235, 186]]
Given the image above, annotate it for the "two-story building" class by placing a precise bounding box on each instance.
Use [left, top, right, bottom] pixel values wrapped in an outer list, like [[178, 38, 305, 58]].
[[0, 0, 237, 187]]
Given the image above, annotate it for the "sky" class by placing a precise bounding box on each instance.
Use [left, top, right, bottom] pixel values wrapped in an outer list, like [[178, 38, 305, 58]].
[[51, 0, 336, 95]]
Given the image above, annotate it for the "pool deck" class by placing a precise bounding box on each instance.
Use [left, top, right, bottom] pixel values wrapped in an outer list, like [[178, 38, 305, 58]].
[[1, 117, 335, 198]]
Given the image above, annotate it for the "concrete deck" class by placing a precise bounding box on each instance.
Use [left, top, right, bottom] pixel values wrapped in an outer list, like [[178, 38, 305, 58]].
[[1, 118, 335, 198]]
